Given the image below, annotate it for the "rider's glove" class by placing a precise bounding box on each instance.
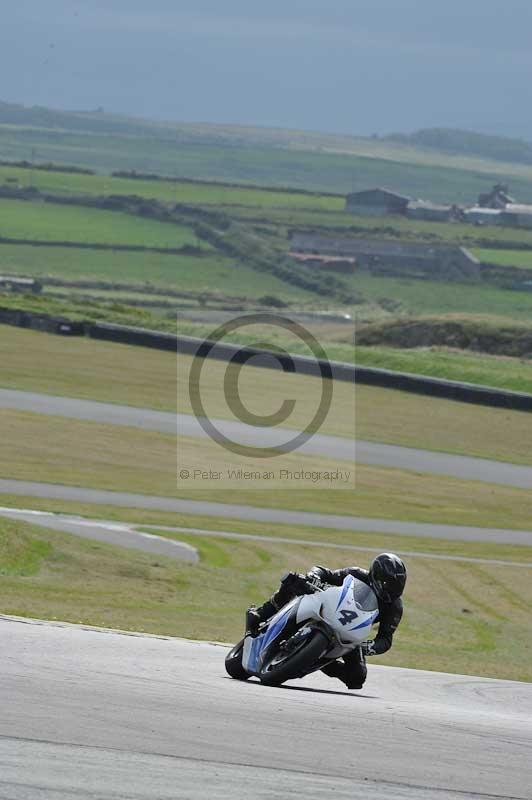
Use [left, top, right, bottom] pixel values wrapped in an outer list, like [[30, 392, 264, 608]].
[[305, 572, 325, 591], [361, 640, 377, 657], [281, 572, 315, 595], [305, 566, 328, 589]]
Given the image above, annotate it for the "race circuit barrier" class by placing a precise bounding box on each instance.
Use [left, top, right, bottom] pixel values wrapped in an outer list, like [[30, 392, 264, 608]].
[[87, 320, 177, 351], [1, 311, 531, 412], [0, 307, 85, 336]]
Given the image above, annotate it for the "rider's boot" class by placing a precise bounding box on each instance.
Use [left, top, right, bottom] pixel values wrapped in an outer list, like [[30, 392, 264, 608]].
[[245, 600, 276, 636], [321, 661, 364, 690]]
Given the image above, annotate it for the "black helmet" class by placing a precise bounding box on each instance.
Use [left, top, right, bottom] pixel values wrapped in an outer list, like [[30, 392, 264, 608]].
[[369, 553, 407, 602]]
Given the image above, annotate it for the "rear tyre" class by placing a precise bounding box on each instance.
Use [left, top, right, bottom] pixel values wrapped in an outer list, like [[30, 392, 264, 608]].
[[259, 629, 329, 686], [225, 639, 250, 681]]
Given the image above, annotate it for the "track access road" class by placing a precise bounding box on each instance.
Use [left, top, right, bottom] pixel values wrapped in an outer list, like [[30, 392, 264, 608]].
[[1, 616, 531, 800]]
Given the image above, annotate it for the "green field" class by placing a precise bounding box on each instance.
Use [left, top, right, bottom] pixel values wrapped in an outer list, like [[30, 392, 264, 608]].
[[4, 158, 532, 327], [5, 162, 532, 250], [0, 243, 310, 299], [472, 248, 532, 269], [349, 273, 532, 321], [0, 198, 199, 249], [353, 344, 532, 394], [1, 512, 532, 681], [0, 164, 343, 211]]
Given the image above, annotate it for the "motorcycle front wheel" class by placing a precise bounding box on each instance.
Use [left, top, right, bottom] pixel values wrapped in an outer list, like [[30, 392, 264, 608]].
[[259, 629, 329, 686], [225, 638, 250, 680]]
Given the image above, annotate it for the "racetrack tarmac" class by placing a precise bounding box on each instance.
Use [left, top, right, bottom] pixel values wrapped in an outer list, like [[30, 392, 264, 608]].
[[2, 388, 532, 488], [1, 616, 531, 799], [2, 477, 532, 545]]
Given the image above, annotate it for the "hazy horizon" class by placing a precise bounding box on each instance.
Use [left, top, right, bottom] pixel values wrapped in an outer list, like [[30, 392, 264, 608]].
[[3, 1, 532, 141]]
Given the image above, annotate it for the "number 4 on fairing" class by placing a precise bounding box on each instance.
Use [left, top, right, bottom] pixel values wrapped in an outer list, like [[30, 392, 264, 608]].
[[338, 609, 358, 626]]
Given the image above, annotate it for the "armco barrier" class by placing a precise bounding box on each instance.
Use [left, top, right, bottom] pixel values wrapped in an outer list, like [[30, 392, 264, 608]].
[[0, 307, 85, 336], [0, 308, 25, 326], [88, 322, 177, 351], [27, 315, 86, 336], [89, 323, 532, 412], [1, 313, 531, 412]]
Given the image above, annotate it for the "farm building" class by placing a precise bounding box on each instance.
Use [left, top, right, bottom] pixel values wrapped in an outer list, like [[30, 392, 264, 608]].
[[345, 188, 410, 216], [289, 233, 480, 281], [499, 204, 532, 229], [406, 201, 460, 223], [289, 253, 356, 274], [0, 276, 42, 293], [464, 207, 502, 225], [478, 184, 515, 209]]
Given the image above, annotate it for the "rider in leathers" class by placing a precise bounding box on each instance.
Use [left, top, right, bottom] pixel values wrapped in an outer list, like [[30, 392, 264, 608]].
[[246, 554, 406, 690]]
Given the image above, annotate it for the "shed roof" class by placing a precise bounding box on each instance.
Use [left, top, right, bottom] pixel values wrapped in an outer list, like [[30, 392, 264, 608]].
[[346, 187, 411, 202], [502, 204, 532, 215], [0, 276, 37, 284]]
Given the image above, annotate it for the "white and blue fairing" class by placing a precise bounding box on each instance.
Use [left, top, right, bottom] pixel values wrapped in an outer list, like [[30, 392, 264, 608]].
[[242, 576, 379, 674], [242, 598, 299, 674]]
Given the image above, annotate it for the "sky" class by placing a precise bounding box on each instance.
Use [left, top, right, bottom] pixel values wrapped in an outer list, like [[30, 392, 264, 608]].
[[2, 0, 532, 139]]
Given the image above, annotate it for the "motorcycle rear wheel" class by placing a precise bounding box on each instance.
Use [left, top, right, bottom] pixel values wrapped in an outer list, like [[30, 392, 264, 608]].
[[225, 638, 250, 680], [259, 629, 328, 686]]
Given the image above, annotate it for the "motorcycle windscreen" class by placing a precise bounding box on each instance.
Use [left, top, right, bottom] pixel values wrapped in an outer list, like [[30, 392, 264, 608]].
[[352, 579, 378, 612]]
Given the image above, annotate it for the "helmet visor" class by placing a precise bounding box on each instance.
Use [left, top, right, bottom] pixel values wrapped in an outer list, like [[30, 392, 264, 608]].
[[373, 575, 404, 602]]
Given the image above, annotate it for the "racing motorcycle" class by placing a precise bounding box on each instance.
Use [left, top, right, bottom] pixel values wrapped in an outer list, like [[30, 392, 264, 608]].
[[225, 573, 379, 686]]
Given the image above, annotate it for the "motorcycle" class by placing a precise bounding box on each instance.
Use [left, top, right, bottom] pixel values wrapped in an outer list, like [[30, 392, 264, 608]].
[[225, 574, 379, 686]]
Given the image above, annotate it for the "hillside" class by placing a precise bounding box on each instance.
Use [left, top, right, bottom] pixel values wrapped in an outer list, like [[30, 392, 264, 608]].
[[3, 101, 532, 203], [385, 128, 532, 167]]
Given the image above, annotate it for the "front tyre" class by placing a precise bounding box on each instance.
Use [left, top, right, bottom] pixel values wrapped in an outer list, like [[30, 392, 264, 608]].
[[225, 638, 250, 681], [259, 629, 329, 686]]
